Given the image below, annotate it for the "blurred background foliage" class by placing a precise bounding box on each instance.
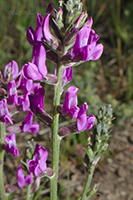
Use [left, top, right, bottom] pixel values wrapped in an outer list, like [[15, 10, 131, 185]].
[[0, 0, 133, 124]]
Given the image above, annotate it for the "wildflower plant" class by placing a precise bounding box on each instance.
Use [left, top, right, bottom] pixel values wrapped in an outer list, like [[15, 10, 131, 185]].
[[0, 0, 113, 200]]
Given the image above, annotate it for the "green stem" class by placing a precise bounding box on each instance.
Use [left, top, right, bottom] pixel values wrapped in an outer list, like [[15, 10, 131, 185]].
[[26, 184, 31, 200], [0, 122, 7, 200], [50, 66, 63, 200], [81, 163, 95, 200]]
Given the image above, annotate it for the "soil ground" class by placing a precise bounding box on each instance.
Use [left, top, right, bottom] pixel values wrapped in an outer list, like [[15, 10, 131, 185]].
[[4, 116, 133, 200]]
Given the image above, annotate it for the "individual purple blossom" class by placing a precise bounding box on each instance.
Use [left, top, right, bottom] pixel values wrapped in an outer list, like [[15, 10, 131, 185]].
[[71, 17, 103, 62], [23, 43, 47, 81], [42, 13, 54, 42], [62, 67, 73, 88], [42, 13, 61, 50], [23, 62, 45, 81], [26, 14, 43, 45], [29, 87, 45, 114], [26, 26, 36, 45], [8, 80, 18, 105], [4, 133, 19, 158], [77, 102, 95, 131], [21, 111, 39, 134], [17, 165, 34, 188], [29, 87, 52, 125], [54, 66, 73, 91], [32, 42, 47, 78], [4, 60, 18, 81], [7, 111, 39, 134], [16, 75, 33, 111], [28, 144, 48, 176], [62, 86, 79, 120], [0, 99, 13, 126]]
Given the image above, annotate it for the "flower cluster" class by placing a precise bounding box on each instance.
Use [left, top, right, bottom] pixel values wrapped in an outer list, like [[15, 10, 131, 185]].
[[60, 86, 95, 132], [17, 144, 48, 188], [0, 0, 104, 195]]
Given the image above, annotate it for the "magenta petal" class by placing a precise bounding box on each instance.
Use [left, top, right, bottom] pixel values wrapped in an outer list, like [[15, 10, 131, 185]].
[[36, 14, 43, 27], [90, 43, 104, 60], [5, 133, 19, 158], [28, 123, 39, 134], [0, 99, 13, 126], [85, 17, 93, 27], [28, 144, 48, 176], [4, 60, 18, 81], [24, 173, 34, 185], [32, 43, 47, 78], [42, 14, 54, 42], [23, 62, 43, 80], [26, 26, 36, 45], [29, 87, 45, 113], [62, 86, 79, 116], [84, 115, 96, 130], [77, 103, 88, 132], [62, 67, 73, 87], [17, 166, 25, 188], [8, 80, 18, 105], [35, 26, 43, 42], [22, 111, 33, 132]]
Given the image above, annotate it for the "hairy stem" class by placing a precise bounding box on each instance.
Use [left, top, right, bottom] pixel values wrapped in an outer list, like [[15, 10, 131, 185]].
[[0, 122, 7, 200], [26, 184, 31, 200], [50, 66, 63, 200], [81, 163, 95, 200]]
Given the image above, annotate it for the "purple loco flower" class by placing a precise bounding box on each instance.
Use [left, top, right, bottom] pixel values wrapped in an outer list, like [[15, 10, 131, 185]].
[[17, 165, 34, 188], [29, 87, 45, 113], [0, 99, 13, 126], [62, 86, 95, 132], [28, 144, 48, 176], [4, 60, 18, 81], [26, 14, 44, 45], [4, 133, 19, 158], [62, 86, 79, 120], [62, 67, 73, 88], [8, 80, 18, 105], [23, 43, 47, 81], [77, 103, 95, 132], [71, 17, 103, 62], [7, 111, 39, 134], [21, 111, 39, 134]]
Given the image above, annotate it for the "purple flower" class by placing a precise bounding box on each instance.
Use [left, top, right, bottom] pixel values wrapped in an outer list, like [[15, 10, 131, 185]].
[[42, 14, 54, 42], [4, 60, 18, 81], [8, 80, 18, 105], [28, 144, 48, 176], [62, 67, 73, 88], [17, 165, 34, 188], [23, 43, 47, 81], [5, 133, 19, 158], [0, 99, 13, 126], [29, 87, 45, 113], [29, 87, 52, 125], [62, 86, 79, 120], [26, 26, 36, 45], [32, 42, 47, 78], [16, 76, 33, 111], [77, 102, 95, 131], [71, 17, 103, 62], [21, 111, 39, 134], [26, 14, 44, 45]]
